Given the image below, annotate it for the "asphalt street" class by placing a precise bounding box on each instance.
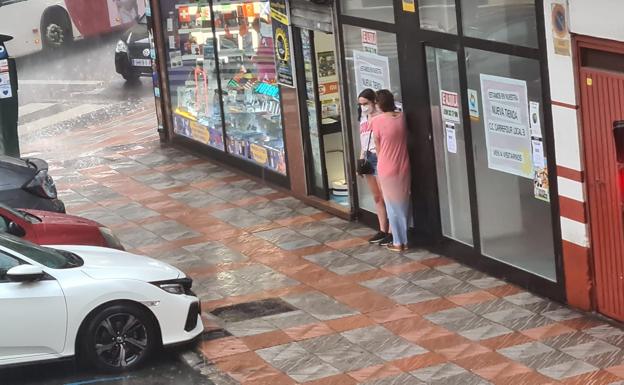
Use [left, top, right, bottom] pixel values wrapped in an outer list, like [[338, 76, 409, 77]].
[[14, 29, 153, 106], [0, 350, 212, 385]]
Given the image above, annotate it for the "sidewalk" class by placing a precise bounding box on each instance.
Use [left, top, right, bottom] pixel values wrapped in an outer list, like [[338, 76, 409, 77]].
[[21, 107, 624, 385]]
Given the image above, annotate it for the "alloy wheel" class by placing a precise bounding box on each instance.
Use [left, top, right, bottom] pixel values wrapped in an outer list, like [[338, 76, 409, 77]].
[[94, 313, 148, 368]]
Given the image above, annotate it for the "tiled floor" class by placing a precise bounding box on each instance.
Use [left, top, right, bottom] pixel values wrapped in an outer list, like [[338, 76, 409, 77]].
[[20, 103, 624, 385]]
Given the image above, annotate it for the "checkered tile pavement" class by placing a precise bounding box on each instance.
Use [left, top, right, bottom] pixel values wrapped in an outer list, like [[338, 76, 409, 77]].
[[20, 104, 624, 385]]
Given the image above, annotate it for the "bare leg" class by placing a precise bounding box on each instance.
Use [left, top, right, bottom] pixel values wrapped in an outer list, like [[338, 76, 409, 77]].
[[366, 174, 388, 233]]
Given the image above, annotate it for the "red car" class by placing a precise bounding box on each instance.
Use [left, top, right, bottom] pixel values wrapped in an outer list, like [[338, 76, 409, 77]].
[[0, 204, 124, 249]]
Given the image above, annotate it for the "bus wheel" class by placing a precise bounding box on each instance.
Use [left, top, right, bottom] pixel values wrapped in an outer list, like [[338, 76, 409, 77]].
[[42, 9, 73, 49]]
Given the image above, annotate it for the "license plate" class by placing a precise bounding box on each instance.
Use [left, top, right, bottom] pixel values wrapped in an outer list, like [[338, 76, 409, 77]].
[[132, 59, 151, 67]]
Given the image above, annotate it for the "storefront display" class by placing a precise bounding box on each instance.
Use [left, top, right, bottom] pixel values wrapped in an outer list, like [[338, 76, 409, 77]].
[[162, 0, 286, 175]]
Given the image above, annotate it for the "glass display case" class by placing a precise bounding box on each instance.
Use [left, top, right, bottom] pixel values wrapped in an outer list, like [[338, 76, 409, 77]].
[[162, 0, 286, 175]]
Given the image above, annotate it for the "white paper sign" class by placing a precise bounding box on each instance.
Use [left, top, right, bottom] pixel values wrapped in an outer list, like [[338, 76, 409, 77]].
[[361, 29, 378, 53], [446, 122, 457, 154], [532, 139, 545, 167], [0, 84, 12, 99], [440, 90, 461, 123], [0, 72, 9, 87], [468, 89, 479, 119], [529, 101, 542, 138], [480, 74, 533, 179], [353, 50, 391, 95], [167, 17, 174, 32]]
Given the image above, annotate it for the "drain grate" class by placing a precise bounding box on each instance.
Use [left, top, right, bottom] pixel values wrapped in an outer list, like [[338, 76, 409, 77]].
[[210, 298, 297, 323]]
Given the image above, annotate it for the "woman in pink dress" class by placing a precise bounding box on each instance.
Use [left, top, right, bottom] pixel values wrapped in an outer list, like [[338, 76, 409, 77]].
[[357, 89, 389, 245], [370, 90, 411, 251]]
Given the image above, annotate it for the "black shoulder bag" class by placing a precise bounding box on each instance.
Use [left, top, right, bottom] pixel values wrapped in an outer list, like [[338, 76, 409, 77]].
[[357, 130, 374, 175]]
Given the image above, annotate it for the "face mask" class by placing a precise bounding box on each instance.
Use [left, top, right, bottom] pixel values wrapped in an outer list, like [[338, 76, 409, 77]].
[[361, 105, 370, 114]]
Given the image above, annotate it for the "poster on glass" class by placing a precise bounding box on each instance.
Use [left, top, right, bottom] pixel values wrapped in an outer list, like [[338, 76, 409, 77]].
[[480, 74, 532, 179]]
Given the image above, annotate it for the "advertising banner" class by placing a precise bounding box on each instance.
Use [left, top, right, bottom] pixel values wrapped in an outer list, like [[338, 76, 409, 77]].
[[480, 74, 532, 179], [353, 50, 391, 95], [270, 0, 295, 87]]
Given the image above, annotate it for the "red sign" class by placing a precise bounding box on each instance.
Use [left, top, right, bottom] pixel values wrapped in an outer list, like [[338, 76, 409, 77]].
[[441, 90, 459, 108], [178, 6, 191, 24], [361, 30, 377, 46], [319, 82, 339, 95]]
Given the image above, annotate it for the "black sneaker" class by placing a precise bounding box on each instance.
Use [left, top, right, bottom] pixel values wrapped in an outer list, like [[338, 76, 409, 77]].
[[379, 234, 393, 246], [368, 231, 387, 244]]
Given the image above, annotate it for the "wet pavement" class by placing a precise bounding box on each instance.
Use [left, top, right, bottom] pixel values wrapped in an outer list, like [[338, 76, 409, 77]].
[[16, 104, 624, 385], [1, 350, 213, 385]]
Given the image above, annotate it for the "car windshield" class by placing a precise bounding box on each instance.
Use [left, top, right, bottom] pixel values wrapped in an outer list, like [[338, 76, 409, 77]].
[[0, 233, 82, 269]]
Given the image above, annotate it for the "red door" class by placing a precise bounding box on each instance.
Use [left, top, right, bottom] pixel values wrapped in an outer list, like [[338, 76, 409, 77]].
[[580, 58, 624, 321]]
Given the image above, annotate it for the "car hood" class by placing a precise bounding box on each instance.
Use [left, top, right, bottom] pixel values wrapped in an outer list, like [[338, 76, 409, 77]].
[[23, 209, 101, 227], [51, 245, 183, 281]]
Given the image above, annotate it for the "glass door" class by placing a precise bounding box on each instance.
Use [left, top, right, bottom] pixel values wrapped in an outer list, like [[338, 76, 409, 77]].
[[425, 47, 474, 246], [297, 28, 328, 199]]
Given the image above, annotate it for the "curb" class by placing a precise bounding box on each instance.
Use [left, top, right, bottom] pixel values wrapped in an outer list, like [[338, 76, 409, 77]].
[[176, 347, 239, 385]]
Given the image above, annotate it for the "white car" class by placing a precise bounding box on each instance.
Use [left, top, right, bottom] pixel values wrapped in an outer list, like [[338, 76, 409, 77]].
[[0, 233, 204, 371]]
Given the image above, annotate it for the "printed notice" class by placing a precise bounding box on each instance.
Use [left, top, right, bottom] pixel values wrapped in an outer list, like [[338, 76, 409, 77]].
[[529, 101, 542, 138], [0, 72, 9, 87], [532, 139, 545, 168], [440, 90, 461, 123], [480, 74, 532, 179], [361, 29, 378, 54], [468, 89, 479, 120], [353, 50, 391, 95], [0, 84, 12, 99], [445, 122, 457, 154]]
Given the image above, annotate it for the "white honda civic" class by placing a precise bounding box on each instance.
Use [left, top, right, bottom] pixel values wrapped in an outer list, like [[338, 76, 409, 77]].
[[0, 233, 204, 371]]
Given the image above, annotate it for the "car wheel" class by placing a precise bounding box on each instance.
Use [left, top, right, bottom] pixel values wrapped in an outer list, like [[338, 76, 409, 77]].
[[80, 304, 158, 371], [41, 10, 73, 49]]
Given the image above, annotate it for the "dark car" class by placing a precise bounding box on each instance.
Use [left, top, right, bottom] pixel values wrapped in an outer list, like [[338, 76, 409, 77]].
[[0, 156, 65, 213], [115, 15, 151, 81]]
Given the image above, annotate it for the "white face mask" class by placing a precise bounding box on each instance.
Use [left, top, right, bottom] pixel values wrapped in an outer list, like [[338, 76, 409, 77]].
[[361, 105, 370, 114]]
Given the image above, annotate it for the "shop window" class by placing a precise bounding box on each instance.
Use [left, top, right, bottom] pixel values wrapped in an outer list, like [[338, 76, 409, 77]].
[[419, 0, 457, 34], [465, 48, 556, 280], [340, 0, 395, 24], [425, 47, 473, 245], [342, 25, 401, 214], [213, 1, 286, 174], [461, 0, 538, 48], [162, 0, 286, 175], [164, 2, 226, 151]]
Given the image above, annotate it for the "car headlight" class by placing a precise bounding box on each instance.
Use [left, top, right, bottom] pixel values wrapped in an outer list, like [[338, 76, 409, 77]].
[[23, 170, 57, 199], [152, 278, 194, 295], [99, 227, 124, 250], [116, 40, 128, 53]]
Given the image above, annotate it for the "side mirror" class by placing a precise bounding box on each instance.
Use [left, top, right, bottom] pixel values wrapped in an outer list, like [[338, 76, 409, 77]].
[[7, 222, 25, 237], [6, 265, 44, 282]]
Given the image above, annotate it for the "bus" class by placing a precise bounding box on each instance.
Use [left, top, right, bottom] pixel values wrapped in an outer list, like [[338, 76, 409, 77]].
[[0, 0, 146, 57]]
